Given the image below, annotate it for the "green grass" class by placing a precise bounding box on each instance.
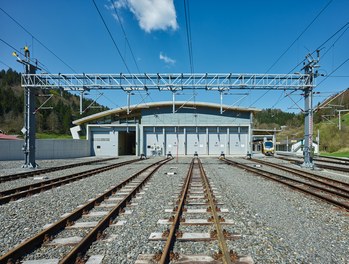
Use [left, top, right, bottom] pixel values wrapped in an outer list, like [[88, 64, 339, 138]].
[[321, 151, 349, 158]]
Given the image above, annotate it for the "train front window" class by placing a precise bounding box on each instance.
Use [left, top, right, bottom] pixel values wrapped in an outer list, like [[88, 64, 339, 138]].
[[265, 142, 273, 148]]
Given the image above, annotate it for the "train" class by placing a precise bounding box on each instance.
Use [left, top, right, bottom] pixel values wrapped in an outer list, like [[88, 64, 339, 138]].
[[262, 141, 275, 156]]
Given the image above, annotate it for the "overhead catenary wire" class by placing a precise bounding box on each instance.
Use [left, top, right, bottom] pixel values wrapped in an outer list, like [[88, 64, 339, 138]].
[[265, 0, 333, 74], [109, 0, 141, 73], [93, 0, 153, 113], [0, 7, 76, 73], [247, 0, 333, 109], [183, 0, 194, 74], [287, 21, 349, 76], [183, 0, 196, 108], [317, 57, 349, 87], [271, 21, 349, 110], [92, 0, 131, 74]]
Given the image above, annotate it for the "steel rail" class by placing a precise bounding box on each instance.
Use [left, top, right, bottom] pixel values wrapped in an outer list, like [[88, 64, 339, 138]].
[[276, 155, 349, 173], [316, 156, 349, 165], [159, 158, 194, 264], [0, 157, 117, 183], [60, 157, 172, 264], [0, 158, 171, 264], [251, 158, 349, 195], [223, 158, 349, 211], [198, 158, 232, 264], [0, 159, 140, 205], [316, 163, 349, 173]]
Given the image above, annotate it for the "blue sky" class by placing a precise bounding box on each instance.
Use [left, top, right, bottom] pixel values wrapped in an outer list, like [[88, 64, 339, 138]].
[[1, 0, 348, 113]]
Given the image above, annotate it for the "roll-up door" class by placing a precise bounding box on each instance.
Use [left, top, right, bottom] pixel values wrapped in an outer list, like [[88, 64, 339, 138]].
[[144, 127, 164, 156], [208, 127, 227, 155], [229, 126, 248, 155], [186, 127, 207, 155], [165, 127, 185, 156]]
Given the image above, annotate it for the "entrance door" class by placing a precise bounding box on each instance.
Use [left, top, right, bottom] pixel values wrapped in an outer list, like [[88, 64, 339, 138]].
[[118, 131, 136, 155]]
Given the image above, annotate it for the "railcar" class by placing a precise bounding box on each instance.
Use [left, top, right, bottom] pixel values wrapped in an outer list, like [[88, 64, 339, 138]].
[[262, 141, 275, 156]]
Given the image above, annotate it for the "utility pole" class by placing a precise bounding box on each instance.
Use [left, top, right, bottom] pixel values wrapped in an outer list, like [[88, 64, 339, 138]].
[[13, 47, 40, 168], [301, 51, 320, 169]]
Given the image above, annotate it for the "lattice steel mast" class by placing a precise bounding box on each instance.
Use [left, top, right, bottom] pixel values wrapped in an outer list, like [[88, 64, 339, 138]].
[[13, 47, 40, 168]]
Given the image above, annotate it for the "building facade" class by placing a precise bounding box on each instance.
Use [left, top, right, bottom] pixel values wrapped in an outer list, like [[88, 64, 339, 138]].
[[72, 101, 259, 157]]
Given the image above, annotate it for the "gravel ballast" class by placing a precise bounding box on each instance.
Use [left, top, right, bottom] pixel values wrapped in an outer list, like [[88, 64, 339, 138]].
[[1, 156, 348, 263], [0, 157, 160, 256]]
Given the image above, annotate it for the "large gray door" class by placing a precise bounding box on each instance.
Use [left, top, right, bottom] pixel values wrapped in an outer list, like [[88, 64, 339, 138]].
[[229, 127, 248, 155], [166, 127, 185, 156], [208, 127, 227, 155], [144, 127, 164, 156], [91, 129, 117, 156], [186, 127, 206, 155]]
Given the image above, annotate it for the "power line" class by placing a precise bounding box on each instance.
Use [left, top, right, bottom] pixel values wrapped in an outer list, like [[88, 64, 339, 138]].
[[265, 0, 333, 74], [93, 0, 151, 111], [287, 21, 349, 75], [270, 21, 349, 110], [92, 0, 131, 74], [317, 57, 349, 86], [183, 0, 194, 74], [247, 0, 333, 110], [109, 0, 141, 73], [321, 25, 349, 59], [183, 0, 196, 108], [0, 6, 76, 73], [250, 0, 332, 110]]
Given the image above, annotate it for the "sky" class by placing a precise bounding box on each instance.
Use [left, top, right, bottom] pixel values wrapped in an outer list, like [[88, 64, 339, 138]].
[[1, 0, 349, 113]]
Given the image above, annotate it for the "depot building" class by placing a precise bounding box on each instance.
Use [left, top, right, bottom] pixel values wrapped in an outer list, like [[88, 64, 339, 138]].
[[72, 101, 259, 157]]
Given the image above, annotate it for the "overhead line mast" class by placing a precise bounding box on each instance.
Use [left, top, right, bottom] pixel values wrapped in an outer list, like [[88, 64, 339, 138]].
[[301, 50, 321, 168], [13, 47, 41, 168]]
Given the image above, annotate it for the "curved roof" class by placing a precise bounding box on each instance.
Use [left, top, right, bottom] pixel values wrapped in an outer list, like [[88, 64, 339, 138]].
[[73, 101, 260, 125]]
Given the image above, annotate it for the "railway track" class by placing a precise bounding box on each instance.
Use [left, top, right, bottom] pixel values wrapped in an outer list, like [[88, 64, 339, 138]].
[[136, 158, 253, 264], [317, 155, 349, 164], [275, 155, 349, 173], [0, 158, 141, 205], [252, 158, 349, 190], [223, 158, 349, 212], [0, 157, 171, 264], [0, 157, 118, 183]]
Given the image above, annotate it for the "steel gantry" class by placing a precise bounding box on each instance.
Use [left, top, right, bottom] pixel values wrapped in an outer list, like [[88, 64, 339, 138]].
[[22, 72, 312, 91], [20, 71, 317, 168]]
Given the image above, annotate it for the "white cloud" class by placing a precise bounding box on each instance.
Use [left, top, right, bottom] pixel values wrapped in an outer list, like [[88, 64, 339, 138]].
[[159, 52, 175, 65], [112, 0, 178, 32]]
